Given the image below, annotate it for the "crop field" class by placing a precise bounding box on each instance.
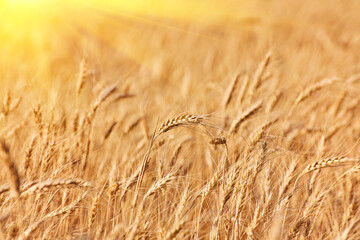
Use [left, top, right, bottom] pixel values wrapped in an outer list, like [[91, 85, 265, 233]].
[[1, 0, 360, 239]]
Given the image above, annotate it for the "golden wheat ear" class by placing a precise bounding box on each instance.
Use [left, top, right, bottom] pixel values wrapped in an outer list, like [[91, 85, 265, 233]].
[[157, 113, 223, 140], [157, 114, 203, 135], [76, 57, 88, 95], [302, 156, 359, 175]]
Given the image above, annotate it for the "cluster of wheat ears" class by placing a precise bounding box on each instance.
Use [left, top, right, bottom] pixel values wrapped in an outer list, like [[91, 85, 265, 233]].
[[1, 47, 360, 240], [2, 1, 360, 238]]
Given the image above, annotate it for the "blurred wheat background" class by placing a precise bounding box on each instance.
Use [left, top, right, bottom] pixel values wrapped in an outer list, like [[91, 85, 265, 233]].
[[1, 0, 360, 239]]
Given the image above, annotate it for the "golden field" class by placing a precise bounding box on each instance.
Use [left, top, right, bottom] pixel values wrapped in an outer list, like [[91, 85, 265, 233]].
[[1, 0, 360, 239]]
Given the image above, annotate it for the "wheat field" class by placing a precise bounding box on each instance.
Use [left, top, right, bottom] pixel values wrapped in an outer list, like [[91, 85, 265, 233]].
[[1, 0, 360, 239]]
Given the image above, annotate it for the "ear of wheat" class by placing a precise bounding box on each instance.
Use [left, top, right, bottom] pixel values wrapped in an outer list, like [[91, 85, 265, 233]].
[[104, 121, 117, 140], [23, 136, 37, 176], [249, 51, 272, 98], [21, 179, 93, 196], [223, 73, 240, 108], [245, 118, 278, 157], [76, 57, 88, 95], [295, 77, 338, 105], [266, 90, 282, 113], [158, 114, 203, 135], [302, 156, 358, 175], [89, 183, 107, 228], [87, 85, 117, 123], [1, 90, 11, 116], [229, 100, 262, 136]]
